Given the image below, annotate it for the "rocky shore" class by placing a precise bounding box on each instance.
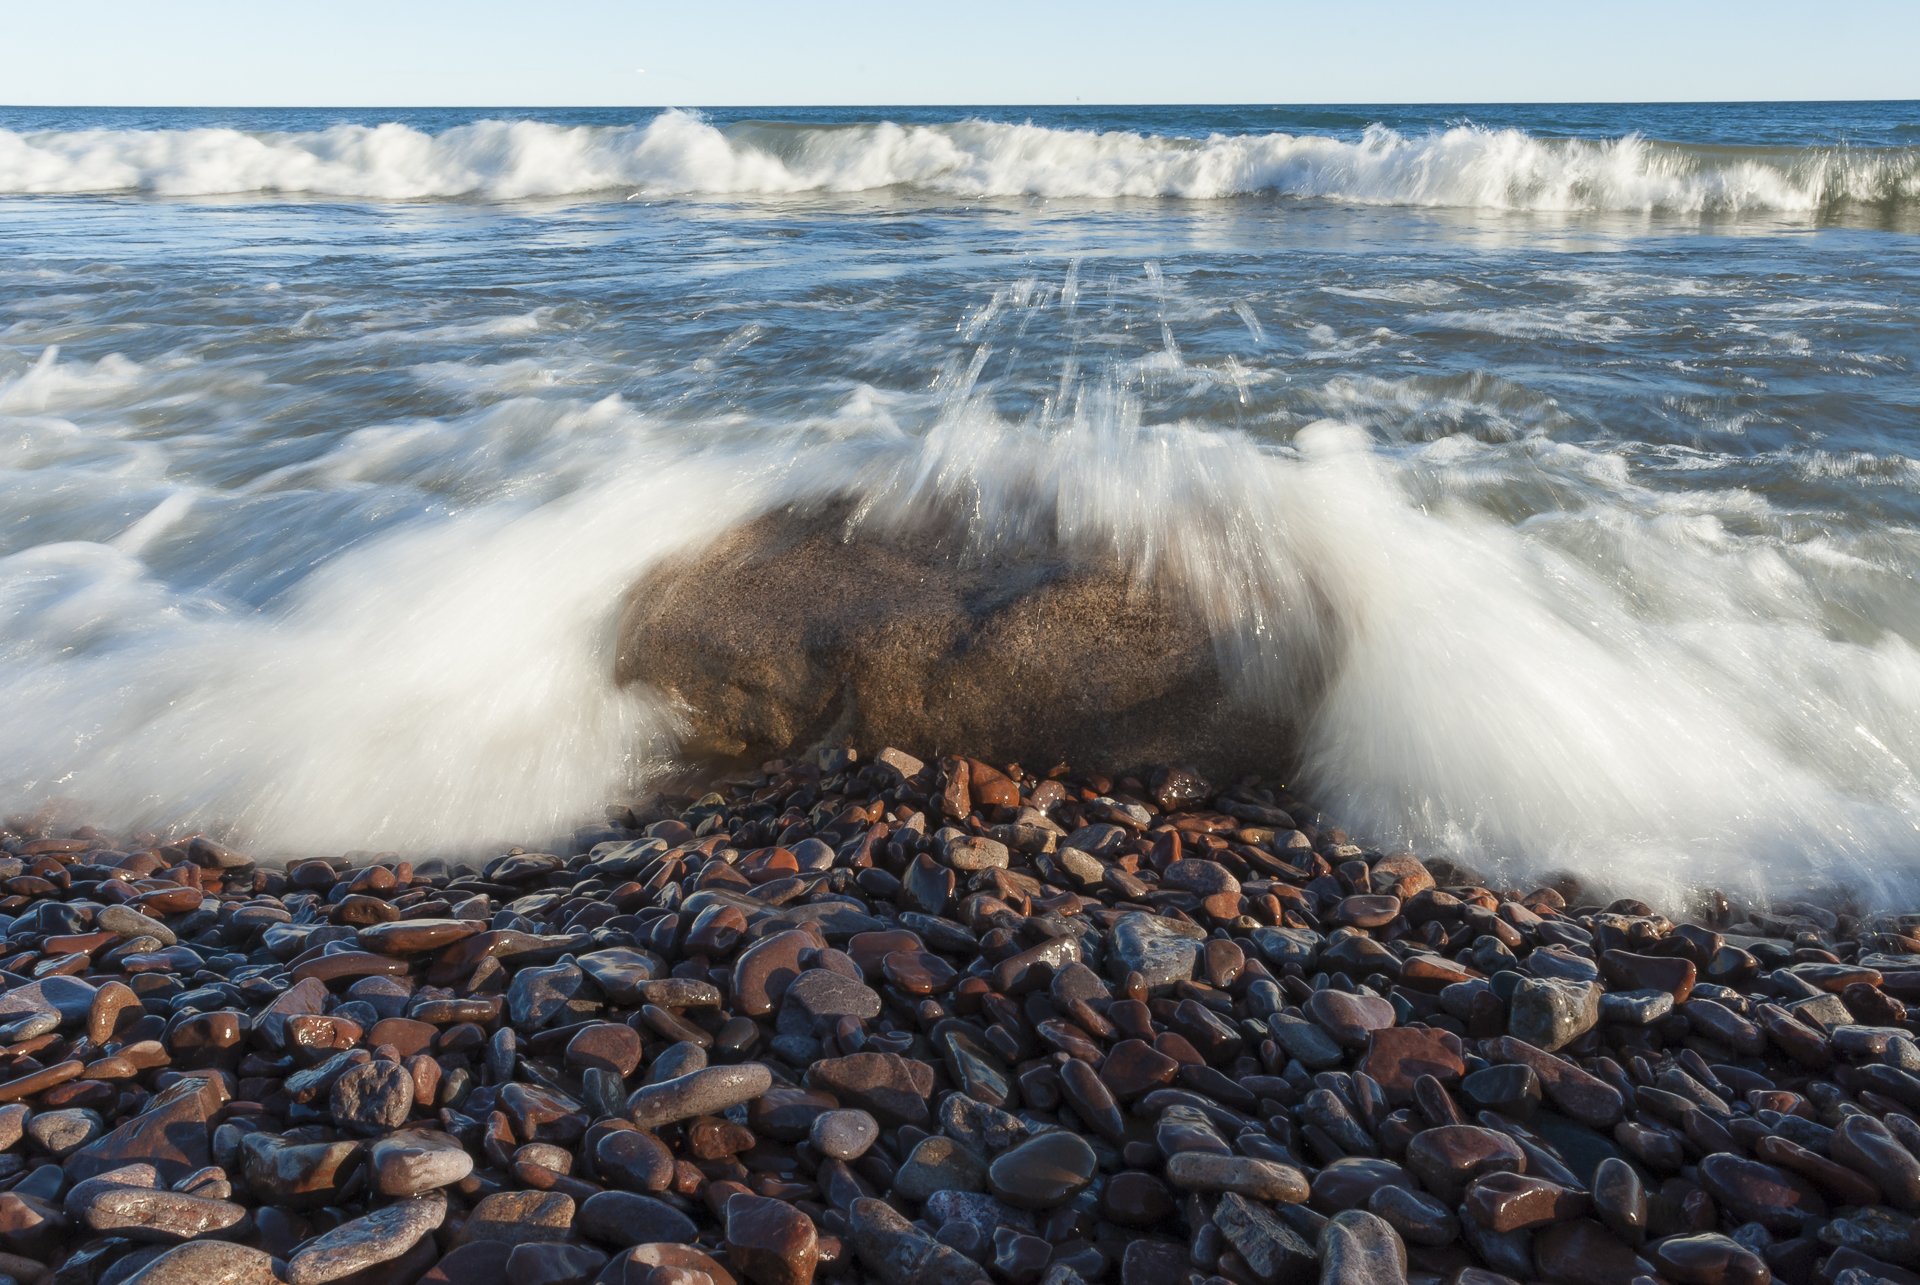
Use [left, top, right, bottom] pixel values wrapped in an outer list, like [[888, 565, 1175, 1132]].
[[0, 748, 1915, 1285]]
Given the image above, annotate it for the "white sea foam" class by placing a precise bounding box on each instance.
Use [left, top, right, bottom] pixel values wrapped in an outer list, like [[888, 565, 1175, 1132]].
[[10, 333, 1918, 908], [1, 111, 1916, 211]]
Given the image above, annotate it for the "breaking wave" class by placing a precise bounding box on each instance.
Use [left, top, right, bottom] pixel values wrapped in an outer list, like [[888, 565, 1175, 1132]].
[[2, 109, 1917, 211]]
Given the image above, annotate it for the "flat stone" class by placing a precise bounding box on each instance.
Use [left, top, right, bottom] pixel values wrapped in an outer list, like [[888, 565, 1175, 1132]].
[[1307, 991, 1397, 1048], [805, 1053, 932, 1127], [1366, 1185, 1458, 1247], [1164, 1152, 1309, 1202], [1462, 1172, 1588, 1233], [1404, 1126, 1526, 1205], [121, 1242, 282, 1285], [1358, 1027, 1464, 1105], [75, 1184, 248, 1242], [286, 1191, 446, 1285], [68, 1074, 223, 1187], [368, 1130, 473, 1196], [1483, 1037, 1624, 1129], [240, 1133, 361, 1208], [458, 1190, 576, 1247]]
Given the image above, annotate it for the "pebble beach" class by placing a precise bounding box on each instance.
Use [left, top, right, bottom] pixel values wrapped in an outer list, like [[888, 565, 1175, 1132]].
[[0, 747, 1914, 1285]]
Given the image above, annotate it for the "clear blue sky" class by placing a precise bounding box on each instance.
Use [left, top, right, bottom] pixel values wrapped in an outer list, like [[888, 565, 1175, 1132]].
[[4, 0, 1914, 106]]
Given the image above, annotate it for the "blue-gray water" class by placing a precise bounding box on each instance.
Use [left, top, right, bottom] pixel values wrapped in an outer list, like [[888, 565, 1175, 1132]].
[[1, 103, 1917, 904]]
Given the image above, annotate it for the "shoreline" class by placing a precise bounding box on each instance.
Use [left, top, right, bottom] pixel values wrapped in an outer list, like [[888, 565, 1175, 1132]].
[[0, 745, 1913, 1285]]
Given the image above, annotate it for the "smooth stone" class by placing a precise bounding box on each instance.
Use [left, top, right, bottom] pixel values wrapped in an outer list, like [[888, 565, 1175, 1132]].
[[506, 1243, 608, 1285], [896, 1135, 988, 1202], [987, 1132, 1098, 1209], [1358, 1027, 1465, 1105], [1366, 1185, 1458, 1247], [627, 1064, 772, 1129], [1318, 1208, 1408, 1285], [1649, 1233, 1770, 1285], [810, 1109, 879, 1160], [1697, 1152, 1827, 1235], [458, 1191, 577, 1247], [805, 1053, 933, 1128], [368, 1131, 473, 1196], [1462, 1172, 1588, 1233], [285, 1191, 447, 1285], [1307, 991, 1397, 1048], [578, 1191, 696, 1245], [1590, 1157, 1647, 1249], [1164, 1152, 1309, 1202], [595, 1129, 676, 1192], [1404, 1125, 1526, 1204], [1531, 1219, 1641, 1285], [725, 1192, 819, 1285], [121, 1242, 282, 1285]]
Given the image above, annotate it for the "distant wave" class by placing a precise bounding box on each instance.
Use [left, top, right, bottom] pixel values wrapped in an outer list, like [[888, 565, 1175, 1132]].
[[2, 110, 1917, 211]]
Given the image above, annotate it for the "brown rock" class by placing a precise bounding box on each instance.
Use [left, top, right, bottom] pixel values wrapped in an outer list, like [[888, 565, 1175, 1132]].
[[1359, 1027, 1465, 1105], [613, 505, 1301, 778], [458, 1191, 576, 1246], [726, 1193, 818, 1285]]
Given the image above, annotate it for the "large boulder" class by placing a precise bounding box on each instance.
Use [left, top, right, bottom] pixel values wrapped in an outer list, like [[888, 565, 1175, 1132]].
[[614, 505, 1299, 778]]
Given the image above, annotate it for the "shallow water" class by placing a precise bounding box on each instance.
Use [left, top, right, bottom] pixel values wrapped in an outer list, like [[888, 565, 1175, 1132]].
[[1, 102, 1918, 906]]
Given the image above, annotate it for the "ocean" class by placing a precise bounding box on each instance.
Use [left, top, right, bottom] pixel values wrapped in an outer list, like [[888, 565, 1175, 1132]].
[[1, 102, 1917, 906]]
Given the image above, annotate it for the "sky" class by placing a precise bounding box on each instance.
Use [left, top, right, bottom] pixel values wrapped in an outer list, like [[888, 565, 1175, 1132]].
[[3, 0, 1916, 107]]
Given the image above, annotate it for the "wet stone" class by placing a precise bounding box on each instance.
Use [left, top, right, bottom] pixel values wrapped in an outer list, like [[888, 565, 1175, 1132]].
[[725, 1192, 819, 1285], [578, 1191, 697, 1245], [1319, 1208, 1409, 1285], [628, 1063, 772, 1129], [368, 1130, 472, 1196], [897, 1135, 988, 1202], [285, 1191, 446, 1285], [119, 1242, 283, 1285], [1307, 990, 1397, 1047], [1366, 1185, 1458, 1247], [330, 1058, 413, 1132], [987, 1131, 1098, 1209], [1532, 1219, 1641, 1285], [1649, 1234, 1771, 1285], [1404, 1126, 1526, 1205], [567, 1023, 643, 1077], [459, 1190, 576, 1246], [810, 1108, 878, 1160]]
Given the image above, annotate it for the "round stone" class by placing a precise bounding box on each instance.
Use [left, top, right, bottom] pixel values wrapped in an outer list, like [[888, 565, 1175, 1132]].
[[810, 1109, 879, 1160]]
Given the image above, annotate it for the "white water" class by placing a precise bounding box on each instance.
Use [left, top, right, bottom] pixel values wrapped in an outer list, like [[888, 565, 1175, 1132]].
[[2, 111, 1916, 210], [4, 340, 1919, 910]]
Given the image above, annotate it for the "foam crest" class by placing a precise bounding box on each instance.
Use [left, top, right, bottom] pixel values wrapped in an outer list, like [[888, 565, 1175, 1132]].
[[1, 111, 1915, 211]]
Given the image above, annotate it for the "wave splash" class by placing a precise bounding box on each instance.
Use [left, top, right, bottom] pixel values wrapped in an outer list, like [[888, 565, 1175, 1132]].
[[2, 110, 1916, 210]]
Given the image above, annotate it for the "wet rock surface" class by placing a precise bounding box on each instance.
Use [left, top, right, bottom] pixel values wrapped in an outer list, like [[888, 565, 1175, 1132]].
[[0, 750, 1916, 1285]]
